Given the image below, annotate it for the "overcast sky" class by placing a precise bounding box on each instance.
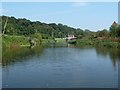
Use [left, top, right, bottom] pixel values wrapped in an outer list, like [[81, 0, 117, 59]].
[[2, 2, 118, 31]]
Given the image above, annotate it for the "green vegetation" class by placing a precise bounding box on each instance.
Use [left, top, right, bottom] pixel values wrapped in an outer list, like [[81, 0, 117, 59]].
[[1, 16, 83, 38], [2, 35, 30, 49], [110, 21, 120, 37], [76, 39, 120, 48], [1, 16, 120, 49], [55, 38, 66, 44], [1, 15, 120, 66], [54, 38, 67, 46], [76, 21, 120, 48]]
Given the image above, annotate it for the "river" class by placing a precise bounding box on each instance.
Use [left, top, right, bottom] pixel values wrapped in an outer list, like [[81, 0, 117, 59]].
[[2, 45, 119, 88]]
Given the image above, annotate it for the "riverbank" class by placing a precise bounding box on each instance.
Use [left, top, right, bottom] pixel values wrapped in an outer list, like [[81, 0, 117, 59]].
[[76, 38, 120, 48], [2, 35, 56, 49], [2, 34, 120, 50], [2, 35, 30, 49], [2, 35, 68, 50], [2, 35, 120, 66]]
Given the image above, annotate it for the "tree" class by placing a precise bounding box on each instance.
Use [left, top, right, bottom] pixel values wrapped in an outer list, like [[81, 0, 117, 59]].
[[109, 21, 117, 38], [1, 16, 87, 38], [97, 29, 109, 37], [117, 24, 120, 37], [3, 17, 8, 35], [31, 33, 42, 45]]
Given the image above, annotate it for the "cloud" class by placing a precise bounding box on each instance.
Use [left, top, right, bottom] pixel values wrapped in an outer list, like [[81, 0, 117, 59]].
[[71, 2, 89, 7]]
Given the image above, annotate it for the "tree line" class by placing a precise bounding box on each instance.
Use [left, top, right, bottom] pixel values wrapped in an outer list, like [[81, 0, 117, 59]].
[[1, 16, 84, 39], [1, 16, 120, 39]]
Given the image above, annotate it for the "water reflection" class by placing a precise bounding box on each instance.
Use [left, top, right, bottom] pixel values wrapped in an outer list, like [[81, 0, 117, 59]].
[[95, 47, 120, 67], [2, 44, 120, 68], [69, 44, 120, 68], [2, 44, 118, 88], [2, 46, 43, 66], [68, 44, 76, 48]]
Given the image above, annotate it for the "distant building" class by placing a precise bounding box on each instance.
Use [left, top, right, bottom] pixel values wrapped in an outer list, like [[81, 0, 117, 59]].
[[67, 34, 76, 40], [67, 34, 77, 44]]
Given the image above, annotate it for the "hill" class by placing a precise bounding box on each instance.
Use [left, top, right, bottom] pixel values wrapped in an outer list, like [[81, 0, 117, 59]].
[[1, 16, 84, 39]]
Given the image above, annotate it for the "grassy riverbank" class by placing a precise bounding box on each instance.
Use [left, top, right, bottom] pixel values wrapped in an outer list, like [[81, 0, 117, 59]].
[[2, 35, 56, 49], [76, 39, 120, 48], [2, 34, 120, 50], [2, 34, 120, 66], [2, 35, 30, 49]]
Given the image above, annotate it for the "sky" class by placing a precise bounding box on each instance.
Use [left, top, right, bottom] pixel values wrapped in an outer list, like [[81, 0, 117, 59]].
[[1, 2, 118, 31]]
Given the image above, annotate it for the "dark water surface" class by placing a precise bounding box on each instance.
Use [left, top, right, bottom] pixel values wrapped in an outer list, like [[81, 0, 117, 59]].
[[2, 45, 119, 88]]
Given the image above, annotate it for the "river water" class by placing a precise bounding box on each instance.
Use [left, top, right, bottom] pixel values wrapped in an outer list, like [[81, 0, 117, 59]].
[[2, 45, 119, 88]]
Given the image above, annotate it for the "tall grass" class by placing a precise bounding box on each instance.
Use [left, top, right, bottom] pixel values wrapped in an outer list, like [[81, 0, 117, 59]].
[[2, 35, 29, 49], [76, 39, 120, 48]]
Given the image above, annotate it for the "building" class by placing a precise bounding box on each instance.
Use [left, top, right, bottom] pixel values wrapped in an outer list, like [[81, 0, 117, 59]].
[[67, 35, 77, 40]]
